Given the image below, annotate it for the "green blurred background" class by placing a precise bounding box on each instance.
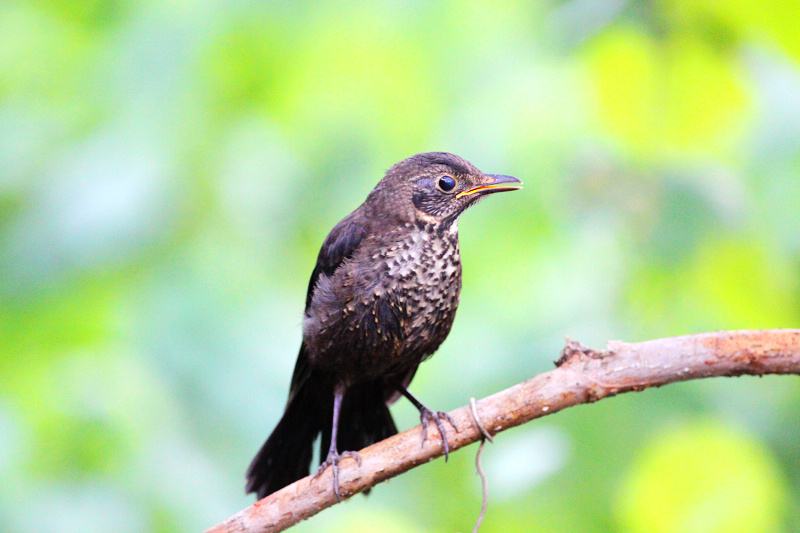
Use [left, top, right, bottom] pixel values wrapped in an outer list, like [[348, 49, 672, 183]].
[[1, 0, 799, 531]]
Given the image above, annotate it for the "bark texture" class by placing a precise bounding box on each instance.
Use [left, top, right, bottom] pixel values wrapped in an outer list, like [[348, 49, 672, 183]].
[[208, 329, 800, 533]]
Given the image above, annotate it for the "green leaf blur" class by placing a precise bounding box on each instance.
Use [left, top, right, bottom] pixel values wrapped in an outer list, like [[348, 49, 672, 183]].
[[616, 422, 787, 533]]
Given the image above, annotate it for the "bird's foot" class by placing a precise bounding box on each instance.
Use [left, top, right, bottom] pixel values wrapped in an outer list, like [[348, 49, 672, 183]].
[[419, 407, 459, 461], [313, 449, 362, 501]]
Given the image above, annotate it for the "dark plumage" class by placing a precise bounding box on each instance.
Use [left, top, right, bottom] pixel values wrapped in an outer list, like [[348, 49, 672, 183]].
[[246, 152, 522, 500]]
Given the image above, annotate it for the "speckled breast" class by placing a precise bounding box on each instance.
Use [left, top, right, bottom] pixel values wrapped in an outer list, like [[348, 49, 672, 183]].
[[307, 222, 462, 381], [379, 222, 462, 360]]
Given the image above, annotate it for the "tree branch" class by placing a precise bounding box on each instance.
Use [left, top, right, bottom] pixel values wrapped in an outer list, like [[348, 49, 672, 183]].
[[208, 329, 800, 533]]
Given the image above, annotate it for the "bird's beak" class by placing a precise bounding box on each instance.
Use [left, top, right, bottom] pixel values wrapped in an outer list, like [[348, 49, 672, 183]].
[[455, 174, 523, 199]]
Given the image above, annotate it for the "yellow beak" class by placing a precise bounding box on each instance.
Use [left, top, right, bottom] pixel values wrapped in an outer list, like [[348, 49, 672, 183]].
[[455, 174, 523, 199]]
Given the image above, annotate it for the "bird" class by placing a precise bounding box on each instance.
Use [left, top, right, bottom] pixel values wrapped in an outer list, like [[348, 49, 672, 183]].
[[246, 152, 522, 501]]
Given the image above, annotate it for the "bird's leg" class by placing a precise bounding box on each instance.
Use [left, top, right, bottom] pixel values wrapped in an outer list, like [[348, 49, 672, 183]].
[[397, 386, 458, 461], [313, 384, 361, 501]]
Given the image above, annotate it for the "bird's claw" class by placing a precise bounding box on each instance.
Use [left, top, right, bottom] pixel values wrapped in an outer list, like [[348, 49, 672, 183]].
[[313, 449, 362, 501], [419, 408, 459, 461], [341, 450, 362, 467]]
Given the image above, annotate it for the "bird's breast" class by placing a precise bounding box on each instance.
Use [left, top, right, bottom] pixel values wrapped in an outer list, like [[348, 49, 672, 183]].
[[370, 223, 462, 352], [305, 223, 463, 379]]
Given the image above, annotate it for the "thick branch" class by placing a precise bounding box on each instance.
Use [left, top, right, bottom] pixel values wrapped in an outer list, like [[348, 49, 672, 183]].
[[208, 329, 800, 533]]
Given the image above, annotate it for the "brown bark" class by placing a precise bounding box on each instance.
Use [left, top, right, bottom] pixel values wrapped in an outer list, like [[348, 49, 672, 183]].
[[207, 329, 800, 533]]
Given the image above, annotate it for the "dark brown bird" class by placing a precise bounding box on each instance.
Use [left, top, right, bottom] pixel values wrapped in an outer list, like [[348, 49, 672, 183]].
[[246, 152, 521, 500]]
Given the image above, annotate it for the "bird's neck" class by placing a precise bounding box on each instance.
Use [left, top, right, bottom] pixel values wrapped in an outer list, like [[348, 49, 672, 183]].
[[414, 218, 459, 242]]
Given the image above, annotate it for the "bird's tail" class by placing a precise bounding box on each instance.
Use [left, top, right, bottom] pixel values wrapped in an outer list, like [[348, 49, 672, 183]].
[[246, 368, 329, 499], [246, 371, 398, 499]]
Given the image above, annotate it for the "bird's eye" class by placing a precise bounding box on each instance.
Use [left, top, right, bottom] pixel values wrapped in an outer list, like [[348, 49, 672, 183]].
[[437, 175, 457, 193]]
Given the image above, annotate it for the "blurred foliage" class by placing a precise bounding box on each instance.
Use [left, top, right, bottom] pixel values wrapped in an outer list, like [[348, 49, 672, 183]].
[[617, 422, 788, 533], [0, 0, 798, 532]]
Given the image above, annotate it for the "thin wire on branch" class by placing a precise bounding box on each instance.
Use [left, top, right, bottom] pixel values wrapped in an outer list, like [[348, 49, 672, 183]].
[[208, 329, 800, 533], [469, 397, 494, 533]]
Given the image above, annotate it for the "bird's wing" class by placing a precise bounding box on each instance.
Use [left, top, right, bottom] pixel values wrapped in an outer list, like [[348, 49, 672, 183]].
[[304, 211, 368, 310], [288, 211, 367, 396]]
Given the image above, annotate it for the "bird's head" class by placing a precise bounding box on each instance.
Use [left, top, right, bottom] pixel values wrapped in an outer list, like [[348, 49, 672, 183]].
[[370, 152, 522, 226]]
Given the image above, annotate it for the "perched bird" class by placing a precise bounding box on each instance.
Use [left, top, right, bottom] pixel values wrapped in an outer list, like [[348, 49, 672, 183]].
[[246, 152, 521, 500]]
